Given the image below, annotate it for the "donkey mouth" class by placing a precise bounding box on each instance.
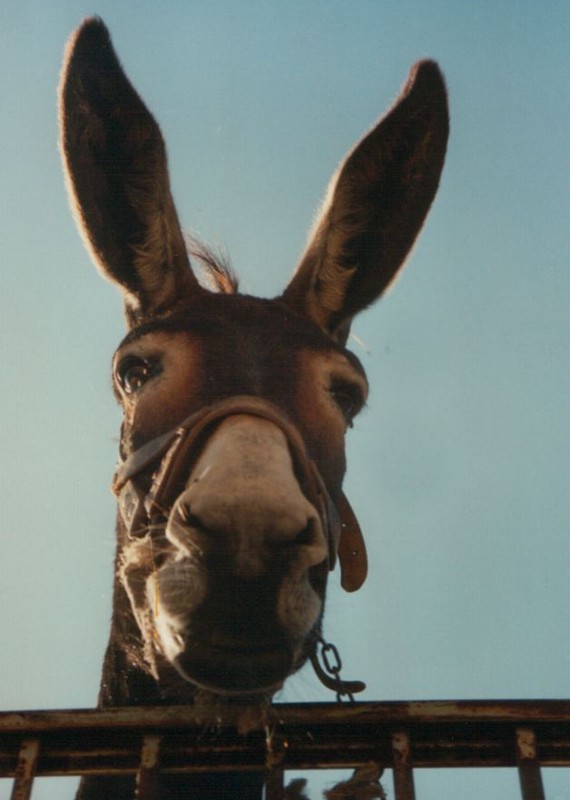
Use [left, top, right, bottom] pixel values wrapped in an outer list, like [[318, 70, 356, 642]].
[[151, 566, 312, 694], [171, 641, 295, 694]]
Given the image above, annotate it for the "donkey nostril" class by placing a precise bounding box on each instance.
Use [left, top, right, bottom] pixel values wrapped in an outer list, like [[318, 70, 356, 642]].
[[294, 525, 314, 547], [177, 502, 208, 534]]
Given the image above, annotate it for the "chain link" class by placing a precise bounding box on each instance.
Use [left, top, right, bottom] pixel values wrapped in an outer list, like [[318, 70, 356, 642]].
[[310, 634, 366, 703], [320, 641, 353, 702]]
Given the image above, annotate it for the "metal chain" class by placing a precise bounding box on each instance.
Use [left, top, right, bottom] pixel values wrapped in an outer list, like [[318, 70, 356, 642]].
[[321, 640, 352, 703], [310, 633, 366, 703]]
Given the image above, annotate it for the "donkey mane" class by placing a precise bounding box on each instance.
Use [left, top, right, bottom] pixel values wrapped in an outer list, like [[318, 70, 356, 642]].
[[186, 236, 239, 294]]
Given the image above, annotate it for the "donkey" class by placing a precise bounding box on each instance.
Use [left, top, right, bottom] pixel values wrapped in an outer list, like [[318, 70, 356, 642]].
[[59, 17, 448, 799]]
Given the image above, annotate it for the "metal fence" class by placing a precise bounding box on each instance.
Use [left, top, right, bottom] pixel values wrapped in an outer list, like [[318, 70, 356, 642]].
[[1, 700, 569, 799]]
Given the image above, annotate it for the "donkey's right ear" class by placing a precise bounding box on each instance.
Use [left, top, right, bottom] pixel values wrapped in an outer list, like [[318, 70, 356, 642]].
[[59, 18, 203, 327]]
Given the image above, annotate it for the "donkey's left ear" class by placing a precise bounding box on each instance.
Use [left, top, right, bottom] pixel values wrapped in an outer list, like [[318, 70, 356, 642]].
[[281, 61, 449, 344]]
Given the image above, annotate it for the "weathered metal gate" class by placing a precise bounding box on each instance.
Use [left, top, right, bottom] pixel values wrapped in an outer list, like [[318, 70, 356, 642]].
[[1, 700, 569, 799]]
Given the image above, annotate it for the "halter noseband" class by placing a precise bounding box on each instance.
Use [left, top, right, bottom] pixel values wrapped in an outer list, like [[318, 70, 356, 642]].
[[112, 396, 367, 592]]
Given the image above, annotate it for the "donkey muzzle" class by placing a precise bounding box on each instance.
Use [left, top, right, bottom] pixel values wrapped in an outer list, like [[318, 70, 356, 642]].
[[113, 395, 367, 592]]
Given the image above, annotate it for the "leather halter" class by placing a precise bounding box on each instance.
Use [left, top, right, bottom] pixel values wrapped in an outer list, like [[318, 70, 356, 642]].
[[112, 396, 367, 592]]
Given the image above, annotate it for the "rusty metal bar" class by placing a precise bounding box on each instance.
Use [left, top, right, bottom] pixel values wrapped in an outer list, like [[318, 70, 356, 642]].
[[516, 727, 546, 800], [0, 701, 568, 780], [391, 731, 415, 800], [264, 726, 286, 800], [2, 699, 570, 732], [136, 735, 161, 800], [265, 765, 285, 800], [10, 738, 40, 800]]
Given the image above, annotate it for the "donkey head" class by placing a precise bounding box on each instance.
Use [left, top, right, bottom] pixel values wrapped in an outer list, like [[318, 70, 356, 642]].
[[60, 18, 448, 702]]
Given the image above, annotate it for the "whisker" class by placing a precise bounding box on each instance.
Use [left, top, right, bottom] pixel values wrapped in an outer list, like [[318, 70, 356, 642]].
[[148, 534, 160, 618]]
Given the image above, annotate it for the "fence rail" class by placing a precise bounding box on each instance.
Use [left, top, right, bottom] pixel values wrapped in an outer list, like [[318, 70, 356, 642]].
[[1, 700, 569, 799]]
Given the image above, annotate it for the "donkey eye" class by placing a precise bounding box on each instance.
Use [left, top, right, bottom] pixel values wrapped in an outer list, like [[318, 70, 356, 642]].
[[330, 382, 363, 426], [116, 356, 155, 394]]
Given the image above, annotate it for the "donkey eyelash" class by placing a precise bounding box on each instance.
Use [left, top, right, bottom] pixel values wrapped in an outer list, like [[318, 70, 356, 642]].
[[329, 381, 365, 425], [115, 355, 160, 394]]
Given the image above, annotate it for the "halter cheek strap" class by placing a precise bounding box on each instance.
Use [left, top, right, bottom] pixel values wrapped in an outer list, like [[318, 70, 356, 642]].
[[112, 396, 368, 593]]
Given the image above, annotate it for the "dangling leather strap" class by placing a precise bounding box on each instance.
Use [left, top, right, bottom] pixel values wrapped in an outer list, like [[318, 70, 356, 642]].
[[337, 493, 368, 592]]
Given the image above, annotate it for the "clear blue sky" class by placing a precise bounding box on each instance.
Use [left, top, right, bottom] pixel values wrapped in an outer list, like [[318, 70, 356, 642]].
[[1, 2, 569, 798]]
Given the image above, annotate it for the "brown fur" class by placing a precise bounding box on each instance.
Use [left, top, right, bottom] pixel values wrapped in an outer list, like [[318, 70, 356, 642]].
[[59, 16, 448, 799]]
